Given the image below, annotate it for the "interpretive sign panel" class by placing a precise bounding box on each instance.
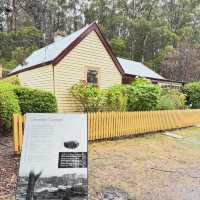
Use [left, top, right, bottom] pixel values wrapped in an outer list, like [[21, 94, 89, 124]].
[[16, 113, 88, 200]]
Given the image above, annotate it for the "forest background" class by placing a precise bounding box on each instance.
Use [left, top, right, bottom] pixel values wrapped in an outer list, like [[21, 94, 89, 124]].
[[1, 0, 200, 81]]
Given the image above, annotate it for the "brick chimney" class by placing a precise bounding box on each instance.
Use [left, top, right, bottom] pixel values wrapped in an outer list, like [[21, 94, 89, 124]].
[[0, 65, 2, 79]]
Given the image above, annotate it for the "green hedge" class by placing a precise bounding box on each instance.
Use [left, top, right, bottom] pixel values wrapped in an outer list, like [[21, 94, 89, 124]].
[[157, 89, 186, 110], [0, 82, 57, 135], [105, 85, 127, 111], [0, 82, 57, 114], [70, 79, 191, 112], [0, 82, 16, 92], [127, 78, 161, 111], [14, 87, 57, 114], [184, 82, 200, 108], [71, 82, 105, 112], [0, 90, 20, 135]]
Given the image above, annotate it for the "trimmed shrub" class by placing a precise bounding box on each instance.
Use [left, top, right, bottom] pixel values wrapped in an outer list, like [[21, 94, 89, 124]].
[[127, 78, 161, 111], [13, 87, 57, 114], [71, 81, 105, 112], [105, 85, 127, 111], [184, 82, 200, 108], [157, 89, 186, 110], [0, 91, 20, 135], [0, 82, 57, 135]]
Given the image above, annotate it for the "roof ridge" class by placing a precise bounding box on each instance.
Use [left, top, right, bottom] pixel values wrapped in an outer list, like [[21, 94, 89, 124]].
[[14, 22, 97, 66], [33, 22, 95, 54], [9, 21, 124, 76]]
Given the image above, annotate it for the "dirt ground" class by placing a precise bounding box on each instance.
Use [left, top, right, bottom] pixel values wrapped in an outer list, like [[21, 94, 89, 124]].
[[0, 137, 19, 200], [1, 127, 200, 200], [89, 127, 200, 200]]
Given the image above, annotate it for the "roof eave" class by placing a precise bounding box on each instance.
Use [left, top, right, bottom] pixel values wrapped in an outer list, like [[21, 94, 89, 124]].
[[124, 73, 184, 84], [7, 60, 53, 77]]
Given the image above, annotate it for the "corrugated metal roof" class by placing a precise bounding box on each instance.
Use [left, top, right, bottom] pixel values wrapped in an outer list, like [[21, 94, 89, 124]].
[[117, 57, 165, 80], [10, 24, 91, 74], [10, 23, 164, 81]]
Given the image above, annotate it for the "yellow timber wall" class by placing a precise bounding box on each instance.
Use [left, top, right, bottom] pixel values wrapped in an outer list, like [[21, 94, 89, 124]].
[[13, 110, 200, 154], [16, 31, 122, 113], [54, 30, 122, 112]]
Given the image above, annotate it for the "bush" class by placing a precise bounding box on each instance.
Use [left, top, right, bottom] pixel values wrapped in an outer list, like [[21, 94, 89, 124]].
[[184, 82, 200, 108], [157, 89, 186, 110], [0, 91, 20, 135], [0, 82, 57, 135], [14, 87, 57, 114], [105, 85, 127, 111], [127, 78, 161, 111], [157, 95, 175, 110], [71, 79, 162, 112], [0, 76, 20, 85], [0, 82, 15, 92], [70, 81, 105, 112]]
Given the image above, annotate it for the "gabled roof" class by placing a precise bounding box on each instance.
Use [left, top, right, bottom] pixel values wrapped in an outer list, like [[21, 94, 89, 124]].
[[9, 22, 124, 76], [117, 57, 165, 80]]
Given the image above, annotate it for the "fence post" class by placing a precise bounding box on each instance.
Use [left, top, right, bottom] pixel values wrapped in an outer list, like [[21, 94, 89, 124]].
[[13, 113, 24, 154], [13, 114, 19, 154], [18, 115, 23, 152]]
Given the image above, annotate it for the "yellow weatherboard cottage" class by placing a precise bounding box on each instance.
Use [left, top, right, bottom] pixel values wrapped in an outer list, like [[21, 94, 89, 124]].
[[9, 22, 175, 112]]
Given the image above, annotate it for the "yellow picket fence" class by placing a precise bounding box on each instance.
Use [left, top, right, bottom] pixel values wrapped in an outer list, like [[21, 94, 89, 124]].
[[88, 110, 200, 140], [13, 114, 25, 154], [13, 109, 200, 154]]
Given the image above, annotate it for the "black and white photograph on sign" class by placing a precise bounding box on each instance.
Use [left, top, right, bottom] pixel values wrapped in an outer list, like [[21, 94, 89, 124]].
[[16, 113, 88, 200]]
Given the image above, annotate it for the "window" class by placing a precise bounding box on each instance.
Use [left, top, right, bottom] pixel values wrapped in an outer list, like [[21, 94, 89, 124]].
[[87, 69, 98, 85]]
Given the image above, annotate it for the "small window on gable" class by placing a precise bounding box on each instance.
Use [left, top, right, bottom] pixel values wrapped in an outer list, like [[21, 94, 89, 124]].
[[87, 69, 98, 85]]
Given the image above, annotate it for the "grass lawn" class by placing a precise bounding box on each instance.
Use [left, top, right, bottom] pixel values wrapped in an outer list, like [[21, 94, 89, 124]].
[[89, 127, 200, 200]]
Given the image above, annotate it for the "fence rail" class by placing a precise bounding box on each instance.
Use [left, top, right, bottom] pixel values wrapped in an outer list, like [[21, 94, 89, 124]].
[[13, 110, 200, 154]]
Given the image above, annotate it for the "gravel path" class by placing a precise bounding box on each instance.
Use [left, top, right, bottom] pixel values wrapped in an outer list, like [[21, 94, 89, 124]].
[[0, 137, 19, 200]]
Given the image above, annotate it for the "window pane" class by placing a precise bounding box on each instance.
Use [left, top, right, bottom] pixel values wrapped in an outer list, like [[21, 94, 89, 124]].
[[87, 70, 98, 84]]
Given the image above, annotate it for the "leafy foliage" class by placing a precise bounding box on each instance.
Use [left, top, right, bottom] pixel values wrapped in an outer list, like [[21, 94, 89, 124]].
[[105, 85, 127, 111], [0, 87, 20, 135], [2, 0, 200, 81], [157, 89, 186, 110], [160, 41, 200, 81], [70, 79, 189, 112], [157, 95, 175, 110], [0, 82, 16, 92], [0, 26, 42, 71], [184, 82, 200, 108], [0, 76, 20, 85], [0, 79, 57, 135], [109, 37, 127, 58], [14, 87, 57, 114], [127, 78, 161, 111], [70, 81, 105, 112]]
